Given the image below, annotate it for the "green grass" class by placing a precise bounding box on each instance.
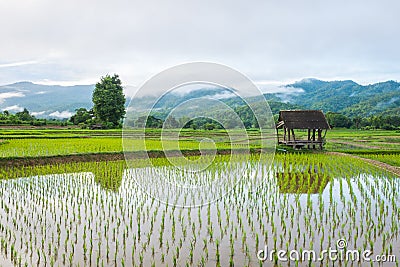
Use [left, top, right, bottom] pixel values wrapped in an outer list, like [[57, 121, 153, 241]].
[[1, 128, 399, 162], [325, 128, 400, 151], [276, 128, 400, 153], [0, 128, 265, 158], [0, 138, 241, 158], [357, 153, 400, 167], [0, 128, 122, 137]]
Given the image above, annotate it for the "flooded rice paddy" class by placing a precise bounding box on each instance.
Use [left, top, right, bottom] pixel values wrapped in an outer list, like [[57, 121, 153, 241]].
[[0, 154, 398, 266]]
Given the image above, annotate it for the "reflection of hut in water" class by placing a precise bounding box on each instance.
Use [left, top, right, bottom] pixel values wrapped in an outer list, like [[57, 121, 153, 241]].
[[276, 164, 330, 194], [276, 110, 330, 149]]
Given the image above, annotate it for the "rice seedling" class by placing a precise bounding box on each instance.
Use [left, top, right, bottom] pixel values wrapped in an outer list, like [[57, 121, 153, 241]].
[[0, 153, 398, 266]]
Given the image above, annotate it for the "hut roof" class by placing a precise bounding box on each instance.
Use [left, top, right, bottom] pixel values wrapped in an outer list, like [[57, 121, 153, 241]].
[[277, 110, 330, 129]]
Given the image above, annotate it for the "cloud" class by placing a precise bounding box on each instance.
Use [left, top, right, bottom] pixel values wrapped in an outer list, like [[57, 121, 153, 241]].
[[123, 85, 138, 98], [208, 91, 236, 99], [0, 0, 399, 85], [49, 110, 73, 119], [172, 84, 228, 96], [256, 82, 305, 94], [0, 60, 38, 68], [0, 91, 25, 103], [2, 105, 24, 112], [31, 111, 46, 116], [34, 79, 96, 86]]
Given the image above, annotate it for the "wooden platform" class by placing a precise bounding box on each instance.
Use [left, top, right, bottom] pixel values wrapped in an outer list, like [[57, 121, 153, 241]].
[[278, 140, 325, 149]]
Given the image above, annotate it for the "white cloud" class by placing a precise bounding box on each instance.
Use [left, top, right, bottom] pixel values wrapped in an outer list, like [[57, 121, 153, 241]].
[[209, 91, 236, 99], [2, 105, 24, 112], [0, 60, 38, 68], [256, 82, 305, 94], [0, 91, 25, 103], [0, 0, 399, 85], [123, 85, 138, 98], [49, 110, 73, 119], [34, 79, 96, 86], [31, 111, 46, 116]]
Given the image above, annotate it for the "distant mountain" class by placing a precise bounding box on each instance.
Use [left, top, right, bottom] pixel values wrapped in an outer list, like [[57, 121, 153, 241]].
[[0, 82, 94, 118], [283, 79, 400, 117], [1, 79, 399, 119]]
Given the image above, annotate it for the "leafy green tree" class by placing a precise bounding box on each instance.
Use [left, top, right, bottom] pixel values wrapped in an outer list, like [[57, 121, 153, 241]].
[[204, 123, 215, 130], [16, 108, 34, 121], [70, 108, 93, 125], [352, 116, 362, 129], [135, 115, 163, 128], [145, 116, 163, 128], [326, 112, 353, 128], [92, 74, 126, 127]]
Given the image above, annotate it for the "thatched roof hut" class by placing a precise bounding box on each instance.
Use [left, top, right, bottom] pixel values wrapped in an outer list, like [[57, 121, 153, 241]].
[[276, 110, 330, 149]]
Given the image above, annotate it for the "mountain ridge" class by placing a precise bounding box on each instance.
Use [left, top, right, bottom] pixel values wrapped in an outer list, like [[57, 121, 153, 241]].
[[1, 79, 399, 119]]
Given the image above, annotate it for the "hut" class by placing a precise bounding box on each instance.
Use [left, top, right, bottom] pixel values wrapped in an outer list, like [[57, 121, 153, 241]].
[[276, 110, 330, 149]]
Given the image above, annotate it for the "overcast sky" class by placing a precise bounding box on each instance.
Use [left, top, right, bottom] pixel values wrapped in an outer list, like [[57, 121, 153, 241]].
[[0, 0, 399, 88]]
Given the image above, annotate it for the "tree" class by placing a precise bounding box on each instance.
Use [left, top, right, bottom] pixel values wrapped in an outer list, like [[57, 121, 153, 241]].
[[204, 123, 215, 130], [352, 116, 362, 129], [326, 112, 352, 128], [16, 108, 34, 121], [92, 74, 126, 127], [70, 108, 93, 125], [164, 116, 179, 128], [134, 115, 163, 128]]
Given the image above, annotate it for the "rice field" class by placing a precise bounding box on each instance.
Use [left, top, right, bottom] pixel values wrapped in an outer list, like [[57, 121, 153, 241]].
[[358, 154, 400, 167], [0, 154, 398, 266], [0, 138, 231, 158], [0, 129, 259, 158], [325, 129, 400, 152]]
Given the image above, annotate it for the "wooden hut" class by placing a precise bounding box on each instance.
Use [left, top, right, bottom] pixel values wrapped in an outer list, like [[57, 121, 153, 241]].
[[276, 110, 330, 149]]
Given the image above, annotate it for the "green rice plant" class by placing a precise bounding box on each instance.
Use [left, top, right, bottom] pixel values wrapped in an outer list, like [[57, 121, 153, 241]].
[[0, 152, 398, 266]]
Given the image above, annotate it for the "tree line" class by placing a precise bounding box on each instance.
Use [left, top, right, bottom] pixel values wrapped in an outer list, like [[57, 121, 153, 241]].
[[0, 108, 66, 126], [325, 112, 400, 130]]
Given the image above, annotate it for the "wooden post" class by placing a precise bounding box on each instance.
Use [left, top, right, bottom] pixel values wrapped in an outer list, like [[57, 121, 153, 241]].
[[291, 129, 296, 149], [283, 127, 286, 142], [276, 128, 279, 144], [318, 129, 322, 149], [312, 129, 316, 149], [307, 129, 311, 149], [288, 127, 291, 142]]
